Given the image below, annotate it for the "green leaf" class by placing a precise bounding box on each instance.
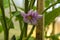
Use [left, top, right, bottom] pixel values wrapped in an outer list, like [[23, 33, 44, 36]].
[[57, 0, 60, 3], [3, 0, 9, 8], [0, 14, 14, 29], [12, 11, 20, 16], [45, 7, 60, 26], [12, 11, 23, 32], [0, 0, 2, 6], [45, 33, 60, 40], [45, 0, 54, 8], [28, 0, 35, 10], [6, 17, 14, 29], [0, 9, 2, 14], [0, 25, 3, 33], [16, 36, 36, 40], [33, 6, 37, 10], [45, 0, 50, 8], [12, 11, 23, 21], [28, 37, 36, 40]]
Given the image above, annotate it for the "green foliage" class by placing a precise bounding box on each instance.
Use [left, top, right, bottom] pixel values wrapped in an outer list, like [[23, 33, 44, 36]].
[[3, 0, 9, 8], [0, 0, 2, 6], [45, 7, 60, 26], [28, 37, 36, 40], [12, 11, 23, 31], [28, 0, 35, 10], [0, 25, 3, 33], [33, 6, 36, 10], [12, 11, 23, 21], [45, 0, 50, 8], [57, 0, 60, 3], [6, 17, 14, 29], [45, 0, 53, 8], [45, 33, 60, 40], [0, 9, 2, 14], [17, 36, 35, 40], [0, 14, 14, 30]]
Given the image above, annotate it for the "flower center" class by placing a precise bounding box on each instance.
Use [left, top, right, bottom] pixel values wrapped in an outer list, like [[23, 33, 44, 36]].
[[27, 16, 32, 20]]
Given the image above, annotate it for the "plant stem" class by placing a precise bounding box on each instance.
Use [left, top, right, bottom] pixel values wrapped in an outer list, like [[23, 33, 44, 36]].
[[42, 2, 59, 14], [23, 0, 28, 39], [11, 0, 17, 11], [8, 0, 11, 15], [11, 0, 25, 40], [11, 0, 24, 39], [19, 20, 23, 31], [4, 30, 9, 40], [0, 0, 8, 40], [11, 0, 23, 31], [20, 26, 25, 40], [36, 0, 44, 40], [19, 23, 28, 40], [25, 0, 36, 40], [8, 0, 13, 30], [26, 25, 35, 40], [24, 23, 28, 37], [28, 0, 35, 10], [25, 0, 28, 13]]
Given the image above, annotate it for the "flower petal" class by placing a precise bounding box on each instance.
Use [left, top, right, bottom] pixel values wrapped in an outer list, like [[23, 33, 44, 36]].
[[20, 11, 26, 17], [30, 18, 37, 25], [20, 10, 42, 25], [32, 11, 38, 18], [27, 10, 33, 16], [37, 15, 42, 19], [23, 17, 29, 23]]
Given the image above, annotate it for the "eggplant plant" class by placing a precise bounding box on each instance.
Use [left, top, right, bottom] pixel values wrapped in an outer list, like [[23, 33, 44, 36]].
[[0, 0, 60, 40]]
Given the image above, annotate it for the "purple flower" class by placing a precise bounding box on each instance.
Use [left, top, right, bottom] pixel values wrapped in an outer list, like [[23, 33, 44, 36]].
[[21, 10, 42, 25]]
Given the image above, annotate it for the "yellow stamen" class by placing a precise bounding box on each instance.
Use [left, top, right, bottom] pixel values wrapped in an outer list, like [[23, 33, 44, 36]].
[[27, 16, 32, 20]]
